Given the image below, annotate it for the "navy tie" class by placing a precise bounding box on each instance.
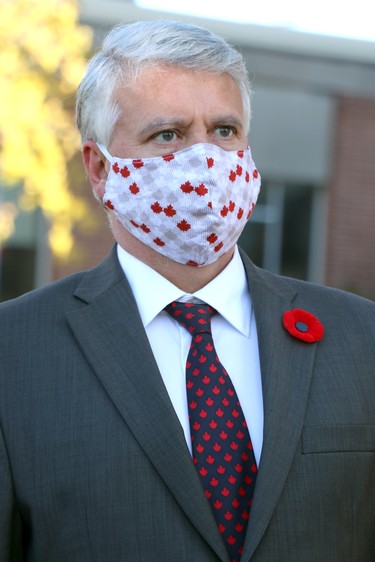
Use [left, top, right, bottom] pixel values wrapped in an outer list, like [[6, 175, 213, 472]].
[[165, 301, 257, 562]]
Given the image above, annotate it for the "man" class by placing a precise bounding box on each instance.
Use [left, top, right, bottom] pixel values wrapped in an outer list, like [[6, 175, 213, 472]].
[[0, 19, 374, 562]]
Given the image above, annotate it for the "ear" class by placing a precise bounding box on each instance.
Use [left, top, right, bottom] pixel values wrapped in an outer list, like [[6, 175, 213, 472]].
[[82, 140, 109, 199]]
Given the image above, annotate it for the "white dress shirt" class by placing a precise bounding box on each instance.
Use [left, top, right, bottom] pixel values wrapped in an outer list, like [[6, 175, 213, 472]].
[[117, 245, 264, 464]]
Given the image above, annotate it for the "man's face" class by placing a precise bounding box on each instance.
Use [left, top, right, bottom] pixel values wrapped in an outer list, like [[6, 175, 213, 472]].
[[108, 65, 247, 159]]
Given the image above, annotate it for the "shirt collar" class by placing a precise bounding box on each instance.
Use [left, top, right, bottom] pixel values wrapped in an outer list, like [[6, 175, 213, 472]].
[[116, 245, 252, 337]]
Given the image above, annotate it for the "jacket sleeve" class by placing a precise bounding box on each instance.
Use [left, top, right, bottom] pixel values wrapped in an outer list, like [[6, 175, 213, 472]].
[[0, 423, 25, 561]]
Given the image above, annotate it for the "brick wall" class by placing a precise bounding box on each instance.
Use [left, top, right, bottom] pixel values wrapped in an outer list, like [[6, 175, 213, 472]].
[[325, 96, 375, 301]]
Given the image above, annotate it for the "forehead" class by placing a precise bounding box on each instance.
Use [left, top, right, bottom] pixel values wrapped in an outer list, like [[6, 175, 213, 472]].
[[113, 64, 244, 123]]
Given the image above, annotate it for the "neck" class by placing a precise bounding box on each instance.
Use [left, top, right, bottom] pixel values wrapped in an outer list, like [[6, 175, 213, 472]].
[[111, 218, 234, 292]]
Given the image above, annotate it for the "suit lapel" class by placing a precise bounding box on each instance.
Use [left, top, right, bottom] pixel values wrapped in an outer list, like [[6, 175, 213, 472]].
[[240, 253, 318, 560], [66, 249, 229, 562]]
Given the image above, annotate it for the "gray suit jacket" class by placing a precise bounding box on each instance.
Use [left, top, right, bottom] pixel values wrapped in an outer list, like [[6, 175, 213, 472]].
[[0, 247, 374, 561]]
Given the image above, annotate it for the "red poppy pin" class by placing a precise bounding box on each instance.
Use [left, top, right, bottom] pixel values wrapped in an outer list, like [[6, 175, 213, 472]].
[[282, 308, 324, 343]]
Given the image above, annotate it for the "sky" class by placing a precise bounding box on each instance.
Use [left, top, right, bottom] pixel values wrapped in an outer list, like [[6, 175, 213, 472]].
[[135, 0, 375, 43]]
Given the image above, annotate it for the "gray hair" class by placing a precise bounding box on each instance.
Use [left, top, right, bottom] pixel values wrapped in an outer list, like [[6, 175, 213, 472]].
[[76, 20, 252, 145]]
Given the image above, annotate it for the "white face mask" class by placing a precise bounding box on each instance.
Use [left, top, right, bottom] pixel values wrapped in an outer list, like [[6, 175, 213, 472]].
[[98, 142, 261, 267]]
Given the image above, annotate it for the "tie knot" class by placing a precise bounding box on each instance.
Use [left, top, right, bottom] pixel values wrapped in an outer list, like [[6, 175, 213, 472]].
[[165, 301, 216, 335]]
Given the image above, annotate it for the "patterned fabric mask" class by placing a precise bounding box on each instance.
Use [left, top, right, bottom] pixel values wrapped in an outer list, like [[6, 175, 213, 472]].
[[98, 142, 261, 266]]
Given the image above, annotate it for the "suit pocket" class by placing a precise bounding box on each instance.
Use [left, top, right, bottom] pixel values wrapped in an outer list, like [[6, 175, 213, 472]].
[[302, 425, 375, 454]]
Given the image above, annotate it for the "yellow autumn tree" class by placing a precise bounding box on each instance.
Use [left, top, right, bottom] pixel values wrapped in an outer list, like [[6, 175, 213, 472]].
[[0, 0, 92, 258]]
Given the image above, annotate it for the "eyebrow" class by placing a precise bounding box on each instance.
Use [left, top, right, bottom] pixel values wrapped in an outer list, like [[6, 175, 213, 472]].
[[139, 118, 188, 137], [139, 114, 244, 137]]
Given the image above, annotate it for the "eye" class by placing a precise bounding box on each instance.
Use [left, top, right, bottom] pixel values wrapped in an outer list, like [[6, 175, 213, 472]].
[[153, 130, 177, 143], [214, 126, 235, 139]]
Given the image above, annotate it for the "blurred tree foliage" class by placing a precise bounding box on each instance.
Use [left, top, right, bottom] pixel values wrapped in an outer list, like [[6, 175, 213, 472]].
[[0, 0, 92, 258]]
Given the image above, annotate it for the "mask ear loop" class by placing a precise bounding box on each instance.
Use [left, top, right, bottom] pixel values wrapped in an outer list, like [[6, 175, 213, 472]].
[[96, 143, 112, 162]]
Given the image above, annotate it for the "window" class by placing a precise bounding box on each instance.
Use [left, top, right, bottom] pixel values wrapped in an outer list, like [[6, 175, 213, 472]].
[[239, 181, 325, 282]]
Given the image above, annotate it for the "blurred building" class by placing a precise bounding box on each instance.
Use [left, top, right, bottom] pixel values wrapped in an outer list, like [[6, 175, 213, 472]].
[[1, 0, 374, 301]]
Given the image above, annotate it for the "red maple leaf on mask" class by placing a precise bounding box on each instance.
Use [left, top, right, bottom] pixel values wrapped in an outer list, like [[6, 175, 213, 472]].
[[120, 166, 130, 178], [164, 205, 176, 217], [163, 153, 174, 162], [207, 233, 218, 244], [180, 181, 194, 194], [151, 201, 163, 214], [177, 220, 191, 232], [195, 184, 208, 196], [129, 182, 139, 195], [153, 237, 165, 247]]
